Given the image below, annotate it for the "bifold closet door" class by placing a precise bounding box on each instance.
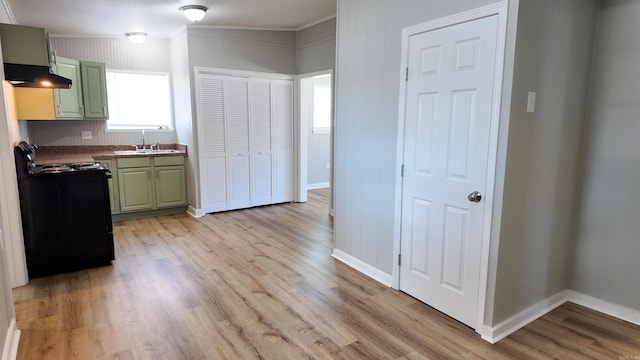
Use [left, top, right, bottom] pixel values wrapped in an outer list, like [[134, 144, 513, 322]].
[[225, 77, 251, 210], [272, 79, 294, 203], [199, 74, 228, 213], [250, 79, 273, 206]]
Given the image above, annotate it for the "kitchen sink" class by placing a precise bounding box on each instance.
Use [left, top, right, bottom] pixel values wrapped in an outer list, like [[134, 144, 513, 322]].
[[113, 149, 181, 155]]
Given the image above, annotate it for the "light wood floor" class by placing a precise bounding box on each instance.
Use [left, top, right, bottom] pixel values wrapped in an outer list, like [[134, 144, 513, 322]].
[[13, 189, 640, 359]]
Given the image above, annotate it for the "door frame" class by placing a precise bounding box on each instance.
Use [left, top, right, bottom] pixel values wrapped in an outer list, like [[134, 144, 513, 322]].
[[295, 69, 333, 203], [392, 1, 509, 331]]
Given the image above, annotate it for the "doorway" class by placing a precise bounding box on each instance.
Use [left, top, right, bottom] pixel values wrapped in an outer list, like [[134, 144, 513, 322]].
[[298, 70, 333, 206]]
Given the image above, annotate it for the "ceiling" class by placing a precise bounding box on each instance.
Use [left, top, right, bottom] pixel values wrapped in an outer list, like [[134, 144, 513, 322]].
[[5, 0, 337, 38]]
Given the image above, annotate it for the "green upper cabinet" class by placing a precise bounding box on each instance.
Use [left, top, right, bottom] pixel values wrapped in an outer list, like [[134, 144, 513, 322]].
[[80, 61, 109, 119], [53, 57, 83, 119], [0, 24, 49, 66]]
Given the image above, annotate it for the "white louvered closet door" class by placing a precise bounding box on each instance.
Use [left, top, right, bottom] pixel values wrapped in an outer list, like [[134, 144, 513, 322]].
[[271, 79, 294, 203], [199, 74, 228, 213], [224, 76, 251, 210], [250, 79, 273, 206]]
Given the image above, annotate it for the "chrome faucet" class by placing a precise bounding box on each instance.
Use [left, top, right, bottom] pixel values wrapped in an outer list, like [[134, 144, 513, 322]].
[[141, 130, 146, 149]]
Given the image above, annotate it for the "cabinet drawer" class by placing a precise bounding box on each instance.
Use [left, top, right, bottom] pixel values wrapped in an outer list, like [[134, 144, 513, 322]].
[[154, 156, 184, 167], [117, 157, 151, 168]]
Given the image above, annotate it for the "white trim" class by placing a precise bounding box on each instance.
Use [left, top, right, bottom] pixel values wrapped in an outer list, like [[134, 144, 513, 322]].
[[307, 182, 329, 190], [332, 249, 393, 287], [567, 291, 640, 327], [477, 290, 568, 344], [2, 319, 20, 360], [476, 290, 640, 344], [296, 14, 337, 31], [195, 67, 295, 81], [187, 205, 204, 218], [188, 24, 295, 32], [392, 0, 509, 333]]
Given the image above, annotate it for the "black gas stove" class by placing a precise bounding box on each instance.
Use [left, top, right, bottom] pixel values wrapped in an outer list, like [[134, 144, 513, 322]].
[[14, 141, 110, 178], [14, 141, 115, 278]]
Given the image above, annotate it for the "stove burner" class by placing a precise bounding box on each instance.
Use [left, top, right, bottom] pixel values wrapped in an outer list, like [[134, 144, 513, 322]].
[[30, 162, 106, 175], [40, 166, 72, 174]]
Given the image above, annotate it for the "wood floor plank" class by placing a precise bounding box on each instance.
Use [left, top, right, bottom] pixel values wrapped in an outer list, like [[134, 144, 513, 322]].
[[12, 189, 640, 359]]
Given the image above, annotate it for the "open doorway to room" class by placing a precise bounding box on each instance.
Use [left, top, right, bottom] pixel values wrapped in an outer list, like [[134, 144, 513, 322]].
[[298, 70, 333, 212]]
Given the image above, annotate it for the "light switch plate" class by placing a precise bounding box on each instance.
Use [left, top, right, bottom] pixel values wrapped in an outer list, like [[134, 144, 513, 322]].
[[81, 131, 92, 140], [527, 92, 536, 113]]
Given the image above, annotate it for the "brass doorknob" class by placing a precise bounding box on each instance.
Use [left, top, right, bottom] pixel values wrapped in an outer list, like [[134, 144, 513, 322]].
[[468, 191, 482, 203]]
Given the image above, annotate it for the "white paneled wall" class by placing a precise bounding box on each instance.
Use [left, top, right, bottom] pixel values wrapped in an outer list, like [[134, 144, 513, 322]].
[[49, 37, 170, 72], [26, 36, 176, 146], [27, 120, 176, 146]]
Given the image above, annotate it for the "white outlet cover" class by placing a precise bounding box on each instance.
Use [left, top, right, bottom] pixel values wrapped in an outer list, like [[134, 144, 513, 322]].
[[81, 131, 92, 140], [527, 92, 536, 113]]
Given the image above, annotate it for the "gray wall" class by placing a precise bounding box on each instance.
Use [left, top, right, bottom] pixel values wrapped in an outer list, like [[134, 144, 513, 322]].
[[297, 18, 336, 75], [333, 0, 505, 277], [170, 29, 198, 211], [571, 0, 640, 311], [490, 0, 597, 324], [186, 27, 297, 74], [27, 37, 177, 146], [334, 0, 598, 328]]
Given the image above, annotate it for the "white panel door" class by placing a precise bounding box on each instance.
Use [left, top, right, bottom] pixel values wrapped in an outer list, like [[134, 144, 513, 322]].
[[399, 15, 499, 327], [250, 79, 273, 206], [271, 79, 294, 203], [225, 76, 251, 210], [198, 74, 228, 213]]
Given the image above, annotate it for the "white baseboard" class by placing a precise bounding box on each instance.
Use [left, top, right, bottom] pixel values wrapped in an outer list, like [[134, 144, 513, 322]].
[[477, 290, 568, 344], [567, 290, 640, 327], [331, 249, 393, 287], [2, 319, 20, 360], [477, 290, 640, 344], [187, 205, 204, 218], [307, 182, 330, 190]]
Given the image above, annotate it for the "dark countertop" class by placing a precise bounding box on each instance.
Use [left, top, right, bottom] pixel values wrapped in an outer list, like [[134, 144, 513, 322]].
[[35, 144, 188, 165]]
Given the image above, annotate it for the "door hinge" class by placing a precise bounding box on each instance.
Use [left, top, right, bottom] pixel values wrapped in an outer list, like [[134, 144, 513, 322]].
[[405, 67, 409, 82], [398, 254, 402, 266], [401, 164, 405, 177]]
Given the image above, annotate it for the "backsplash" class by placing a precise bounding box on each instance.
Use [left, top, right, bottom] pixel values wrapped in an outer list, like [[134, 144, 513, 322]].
[[27, 120, 177, 146]]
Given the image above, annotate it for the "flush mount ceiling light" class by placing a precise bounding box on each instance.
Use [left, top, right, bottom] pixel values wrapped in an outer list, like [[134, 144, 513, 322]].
[[180, 5, 208, 22], [125, 32, 147, 44]]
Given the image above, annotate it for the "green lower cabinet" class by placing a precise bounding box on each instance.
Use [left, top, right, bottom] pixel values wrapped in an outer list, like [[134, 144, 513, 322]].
[[118, 167, 154, 212], [155, 166, 187, 208], [110, 156, 187, 220]]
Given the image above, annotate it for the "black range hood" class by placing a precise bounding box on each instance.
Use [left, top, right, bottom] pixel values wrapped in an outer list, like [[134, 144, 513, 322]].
[[4, 63, 72, 89]]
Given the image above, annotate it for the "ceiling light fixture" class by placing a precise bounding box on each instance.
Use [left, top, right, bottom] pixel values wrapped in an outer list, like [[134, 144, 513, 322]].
[[125, 32, 147, 44], [180, 5, 208, 22]]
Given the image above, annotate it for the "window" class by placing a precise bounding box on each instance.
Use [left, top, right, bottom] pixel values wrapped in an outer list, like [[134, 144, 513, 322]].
[[311, 74, 332, 134], [106, 71, 172, 130]]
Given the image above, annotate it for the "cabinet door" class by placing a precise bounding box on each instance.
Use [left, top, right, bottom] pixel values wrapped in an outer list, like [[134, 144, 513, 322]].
[[53, 57, 83, 119], [250, 79, 273, 206], [81, 61, 109, 119], [271, 79, 294, 203], [155, 166, 187, 208], [118, 167, 154, 212]]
